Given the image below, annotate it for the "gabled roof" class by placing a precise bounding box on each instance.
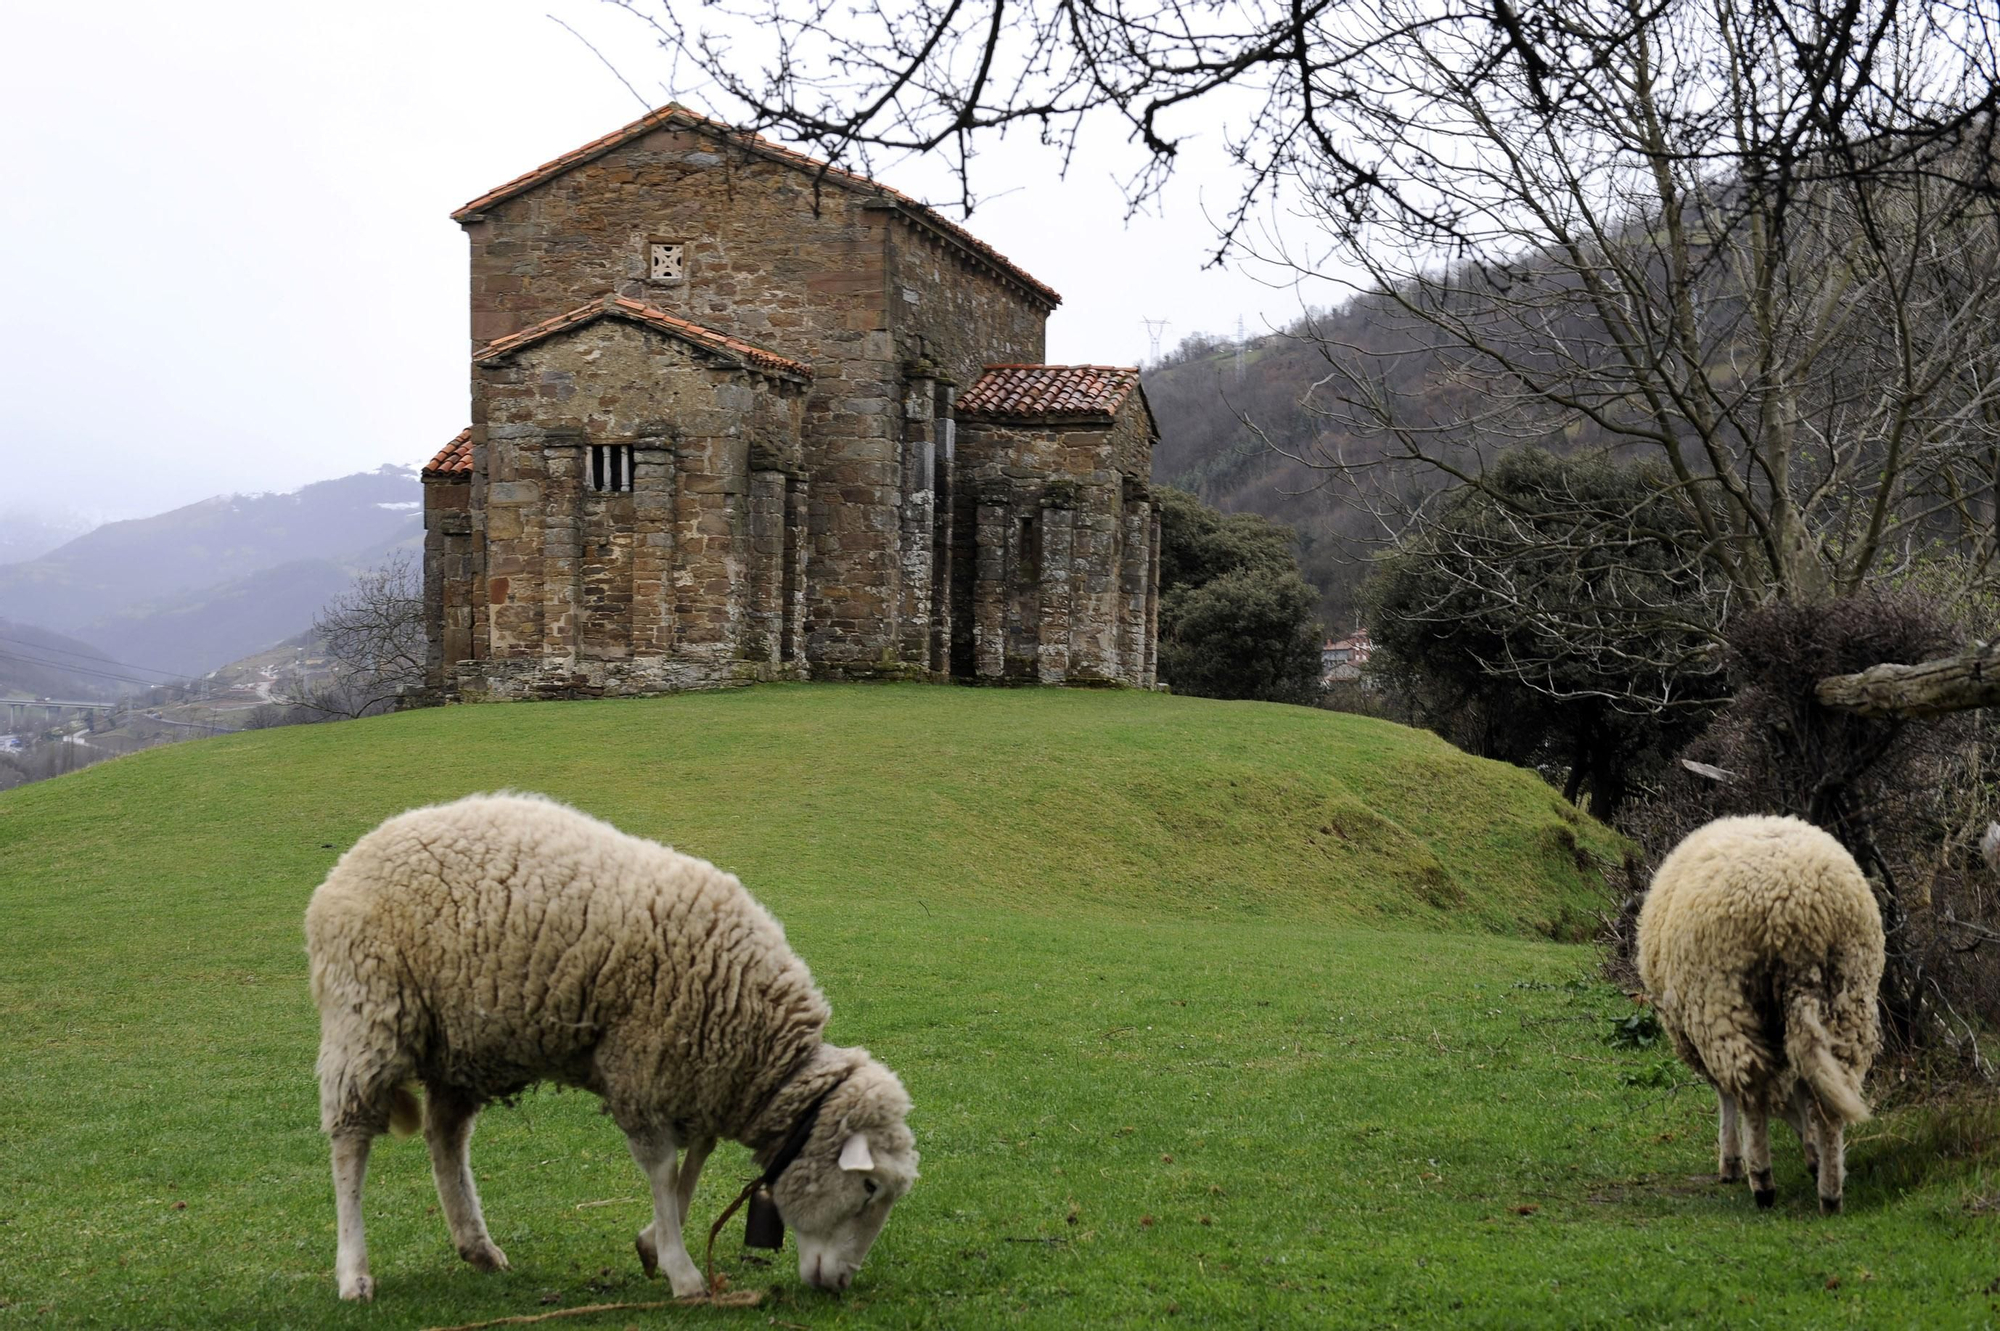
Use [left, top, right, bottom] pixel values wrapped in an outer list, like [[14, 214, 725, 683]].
[[452, 104, 1060, 310], [956, 365, 1145, 422], [423, 428, 472, 477], [474, 294, 812, 381]]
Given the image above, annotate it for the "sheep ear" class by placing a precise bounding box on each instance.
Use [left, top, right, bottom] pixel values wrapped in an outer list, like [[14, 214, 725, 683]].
[[838, 1133, 874, 1172]]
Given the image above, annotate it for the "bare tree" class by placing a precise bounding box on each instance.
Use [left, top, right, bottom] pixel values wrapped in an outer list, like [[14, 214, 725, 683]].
[[290, 552, 425, 720], [622, 0, 1998, 254], [1283, 0, 2000, 599], [632, 0, 1999, 684]]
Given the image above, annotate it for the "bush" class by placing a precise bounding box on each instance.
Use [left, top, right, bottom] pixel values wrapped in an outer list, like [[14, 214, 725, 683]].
[[1154, 488, 1324, 704], [1158, 569, 1324, 704], [1614, 593, 1999, 1065], [1363, 449, 1726, 817]]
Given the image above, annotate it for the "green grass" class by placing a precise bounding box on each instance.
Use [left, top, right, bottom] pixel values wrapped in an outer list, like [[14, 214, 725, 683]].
[[1, 684, 1994, 1328]]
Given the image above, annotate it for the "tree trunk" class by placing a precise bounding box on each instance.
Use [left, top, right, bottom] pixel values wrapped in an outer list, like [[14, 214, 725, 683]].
[[1816, 639, 2000, 719]]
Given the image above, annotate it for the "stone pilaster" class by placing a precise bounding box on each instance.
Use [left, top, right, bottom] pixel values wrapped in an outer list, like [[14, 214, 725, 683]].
[[928, 386, 957, 673], [1144, 509, 1162, 688], [897, 364, 941, 668], [540, 429, 585, 665], [784, 475, 810, 669], [747, 467, 788, 663], [1121, 486, 1153, 688], [630, 438, 676, 655], [1037, 496, 1076, 684], [973, 481, 1010, 679]]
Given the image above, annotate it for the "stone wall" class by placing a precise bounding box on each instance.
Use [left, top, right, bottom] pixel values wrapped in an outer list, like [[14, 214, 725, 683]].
[[422, 475, 475, 681], [953, 401, 1158, 686], [884, 215, 1049, 386], [439, 315, 808, 698], [463, 132, 903, 670], [882, 221, 1052, 676]]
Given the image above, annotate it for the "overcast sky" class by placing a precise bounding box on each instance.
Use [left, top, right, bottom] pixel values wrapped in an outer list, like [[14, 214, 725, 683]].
[[2, 0, 1334, 523]]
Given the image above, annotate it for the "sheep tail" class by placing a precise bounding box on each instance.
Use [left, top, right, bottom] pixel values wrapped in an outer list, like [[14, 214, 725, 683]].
[[1785, 985, 1869, 1124], [388, 1081, 423, 1139]]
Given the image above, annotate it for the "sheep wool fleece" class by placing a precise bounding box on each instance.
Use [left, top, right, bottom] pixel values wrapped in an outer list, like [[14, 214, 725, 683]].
[[1638, 814, 1884, 1118], [306, 792, 834, 1139]]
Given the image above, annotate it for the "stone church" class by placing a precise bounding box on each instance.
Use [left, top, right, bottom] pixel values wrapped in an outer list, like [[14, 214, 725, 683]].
[[420, 103, 1161, 701]]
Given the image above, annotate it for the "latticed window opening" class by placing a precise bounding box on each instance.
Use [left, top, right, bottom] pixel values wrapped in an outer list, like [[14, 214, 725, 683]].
[[589, 444, 634, 493], [649, 242, 684, 282]]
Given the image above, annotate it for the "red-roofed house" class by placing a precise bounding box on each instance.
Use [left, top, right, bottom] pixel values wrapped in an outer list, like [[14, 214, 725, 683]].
[[423, 103, 1160, 700]]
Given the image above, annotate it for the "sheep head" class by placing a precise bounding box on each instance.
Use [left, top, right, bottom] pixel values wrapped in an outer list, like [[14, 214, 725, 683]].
[[771, 1053, 917, 1292]]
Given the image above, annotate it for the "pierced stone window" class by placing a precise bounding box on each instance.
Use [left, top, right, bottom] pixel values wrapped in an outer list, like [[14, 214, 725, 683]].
[[649, 242, 685, 283], [589, 444, 634, 493]]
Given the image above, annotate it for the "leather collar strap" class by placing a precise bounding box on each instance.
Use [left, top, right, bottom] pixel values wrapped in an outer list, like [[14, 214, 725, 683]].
[[761, 1080, 841, 1187], [703, 1077, 847, 1295]]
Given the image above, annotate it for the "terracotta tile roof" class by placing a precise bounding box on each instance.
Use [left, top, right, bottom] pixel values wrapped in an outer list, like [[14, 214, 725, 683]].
[[956, 365, 1143, 420], [452, 104, 1060, 309], [474, 294, 812, 380], [423, 428, 472, 477]]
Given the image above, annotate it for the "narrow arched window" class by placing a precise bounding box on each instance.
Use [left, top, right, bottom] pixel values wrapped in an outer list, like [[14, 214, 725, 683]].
[[589, 444, 633, 493]]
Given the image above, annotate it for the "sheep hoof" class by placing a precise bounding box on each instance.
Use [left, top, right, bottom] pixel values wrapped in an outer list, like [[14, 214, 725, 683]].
[[338, 1274, 375, 1302], [1753, 1188, 1776, 1209], [1718, 1159, 1744, 1184], [1819, 1195, 1842, 1216], [460, 1240, 510, 1272], [636, 1232, 659, 1278]]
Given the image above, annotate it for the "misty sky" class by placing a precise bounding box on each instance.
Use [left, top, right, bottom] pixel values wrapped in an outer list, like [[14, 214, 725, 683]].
[[3, 0, 1336, 522]]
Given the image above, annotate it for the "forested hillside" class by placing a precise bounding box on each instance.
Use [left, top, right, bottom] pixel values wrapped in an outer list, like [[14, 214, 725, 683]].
[[1142, 307, 1447, 630]]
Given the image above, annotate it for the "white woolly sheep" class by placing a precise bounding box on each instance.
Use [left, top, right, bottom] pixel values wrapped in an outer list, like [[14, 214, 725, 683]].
[[305, 792, 918, 1301], [1638, 814, 1884, 1213]]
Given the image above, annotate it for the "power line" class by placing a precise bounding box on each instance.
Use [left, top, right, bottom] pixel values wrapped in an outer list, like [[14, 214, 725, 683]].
[[0, 648, 193, 692], [0, 632, 197, 682]]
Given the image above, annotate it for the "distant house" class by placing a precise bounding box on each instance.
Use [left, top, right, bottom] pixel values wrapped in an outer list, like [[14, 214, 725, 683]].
[[1322, 630, 1374, 684]]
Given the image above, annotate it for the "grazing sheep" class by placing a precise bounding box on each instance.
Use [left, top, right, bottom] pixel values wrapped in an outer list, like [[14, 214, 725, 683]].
[[1637, 814, 1883, 1214], [305, 793, 917, 1301]]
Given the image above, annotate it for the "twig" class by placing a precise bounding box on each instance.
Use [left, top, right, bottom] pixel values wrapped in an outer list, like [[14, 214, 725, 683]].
[[422, 1301, 671, 1331], [422, 1290, 761, 1331]]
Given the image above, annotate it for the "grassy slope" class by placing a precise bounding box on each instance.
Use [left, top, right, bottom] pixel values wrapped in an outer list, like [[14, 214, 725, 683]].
[[0, 685, 1991, 1328]]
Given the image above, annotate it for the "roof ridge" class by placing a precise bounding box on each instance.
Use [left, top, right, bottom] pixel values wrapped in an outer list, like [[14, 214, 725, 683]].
[[451, 105, 1059, 308]]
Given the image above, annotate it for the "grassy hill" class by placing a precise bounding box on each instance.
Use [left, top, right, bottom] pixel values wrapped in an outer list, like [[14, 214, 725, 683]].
[[0, 685, 1991, 1327]]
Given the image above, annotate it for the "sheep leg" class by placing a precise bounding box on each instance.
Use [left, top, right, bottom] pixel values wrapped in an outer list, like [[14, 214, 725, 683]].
[[423, 1087, 509, 1272], [1716, 1092, 1743, 1183], [331, 1131, 375, 1301], [1816, 1117, 1846, 1215], [675, 1137, 715, 1225], [626, 1127, 707, 1298], [1784, 1087, 1821, 1178], [1745, 1107, 1775, 1208]]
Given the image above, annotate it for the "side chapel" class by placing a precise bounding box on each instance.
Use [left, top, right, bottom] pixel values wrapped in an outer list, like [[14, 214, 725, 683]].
[[420, 104, 1161, 701]]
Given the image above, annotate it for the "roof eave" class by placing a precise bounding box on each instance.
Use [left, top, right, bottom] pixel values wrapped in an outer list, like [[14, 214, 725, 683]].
[[958, 411, 1120, 429], [864, 200, 1063, 309], [471, 300, 812, 383]]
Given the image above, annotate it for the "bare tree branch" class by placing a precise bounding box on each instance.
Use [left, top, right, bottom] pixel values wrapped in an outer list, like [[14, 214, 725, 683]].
[[1818, 638, 2000, 719]]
